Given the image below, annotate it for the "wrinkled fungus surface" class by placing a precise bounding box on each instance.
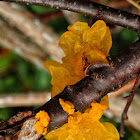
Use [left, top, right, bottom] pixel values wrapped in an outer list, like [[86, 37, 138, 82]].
[[59, 98, 75, 115], [35, 110, 50, 135], [44, 20, 112, 97], [36, 20, 119, 139], [45, 96, 119, 140]]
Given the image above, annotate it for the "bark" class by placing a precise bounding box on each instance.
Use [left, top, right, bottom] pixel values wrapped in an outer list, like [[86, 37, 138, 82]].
[[0, 80, 135, 107], [0, 39, 139, 139], [35, 39, 140, 133]]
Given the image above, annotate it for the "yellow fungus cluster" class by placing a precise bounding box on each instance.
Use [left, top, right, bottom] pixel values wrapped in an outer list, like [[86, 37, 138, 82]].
[[44, 20, 112, 98], [35, 20, 119, 139], [59, 98, 75, 115], [35, 110, 50, 135], [45, 97, 119, 140]]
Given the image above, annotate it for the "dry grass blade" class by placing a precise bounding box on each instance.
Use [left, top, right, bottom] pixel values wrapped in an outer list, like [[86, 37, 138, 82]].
[[0, 2, 64, 61], [0, 18, 47, 70], [0, 91, 51, 107], [126, 0, 140, 10]]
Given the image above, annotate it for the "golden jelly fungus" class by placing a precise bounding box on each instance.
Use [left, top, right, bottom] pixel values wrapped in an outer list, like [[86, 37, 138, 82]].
[[35, 110, 50, 135], [45, 97, 119, 140], [43, 20, 119, 140], [44, 20, 112, 98], [59, 98, 75, 115]]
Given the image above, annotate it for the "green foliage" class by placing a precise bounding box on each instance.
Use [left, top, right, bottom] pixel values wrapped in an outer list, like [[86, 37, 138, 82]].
[[0, 108, 12, 120], [15, 56, 51, 91], [110, 28, 138, 55], [0, 52, 12, 74], [47, 18, 68, 36], [77, 14, 87, 22], [0, 52, 51, 94], [26, 5, 56, 14]]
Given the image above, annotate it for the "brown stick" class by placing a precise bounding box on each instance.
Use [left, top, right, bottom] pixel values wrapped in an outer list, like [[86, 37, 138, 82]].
[[0, 0, 139, 33], [35, 39, 140, 133], [105, 93, 140, 130], [0, 79, 135, 108], [0, 39, 140, 139], [0, 1, 139, 139], [120, 73, 140, 137]]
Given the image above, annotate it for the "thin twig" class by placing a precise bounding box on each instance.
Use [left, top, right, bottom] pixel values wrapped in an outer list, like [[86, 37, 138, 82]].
[[105, 92, 140, 130], [0, 0, 139, 33], [0, 91, 51, 107], [120, 73, 140, 137], [108, 79, 136, 98], [0, 18, 47, 70], [0, 2, 64, 60]]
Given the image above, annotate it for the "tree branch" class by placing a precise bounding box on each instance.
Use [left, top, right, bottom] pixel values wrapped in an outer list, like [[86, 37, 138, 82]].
[[0, 80, 135, 107], [0, 0, 140, 33], [0, 39, 140, 139], [35, 39, 140, 133], [120, 73, 140, 137]]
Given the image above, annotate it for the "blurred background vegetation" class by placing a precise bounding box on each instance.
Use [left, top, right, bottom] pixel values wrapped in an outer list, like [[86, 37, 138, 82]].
[[0, 0, 139, 139]]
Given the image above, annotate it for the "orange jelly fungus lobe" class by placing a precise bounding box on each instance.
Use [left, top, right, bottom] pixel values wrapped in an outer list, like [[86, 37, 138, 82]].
[[59, 98, 75, 115], [35, 110, 50, 135], [43, 20, 119, 139], [44, 20, 112, 98], [45, 98, 119, 140]]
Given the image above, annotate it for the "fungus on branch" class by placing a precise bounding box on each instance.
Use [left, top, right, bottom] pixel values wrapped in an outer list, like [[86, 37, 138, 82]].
[[0, 0, 139, 139], [35, 39, 140, 134]]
